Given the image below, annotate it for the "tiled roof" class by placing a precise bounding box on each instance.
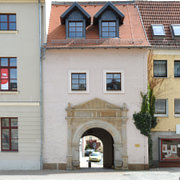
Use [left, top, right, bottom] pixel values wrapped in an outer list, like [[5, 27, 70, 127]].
[[137, 1, 180, 48], [47, 2, 149, 49]]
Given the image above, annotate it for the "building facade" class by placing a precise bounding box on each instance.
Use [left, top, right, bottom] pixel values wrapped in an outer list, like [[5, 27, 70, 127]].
[[0, 0, 45, 170], [43, 1, 149, 170], [137, 1, 180, 167]]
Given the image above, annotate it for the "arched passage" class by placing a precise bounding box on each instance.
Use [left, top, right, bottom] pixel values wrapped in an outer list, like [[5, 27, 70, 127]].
[[82, 128, 114, 168], [66, 98, 128, 170]]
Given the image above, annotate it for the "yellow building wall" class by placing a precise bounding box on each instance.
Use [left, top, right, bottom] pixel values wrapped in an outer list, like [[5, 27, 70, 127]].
[[151, 50, 180, 132]]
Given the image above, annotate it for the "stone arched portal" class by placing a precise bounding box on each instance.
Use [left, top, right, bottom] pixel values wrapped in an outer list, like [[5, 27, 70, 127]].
[[65, 98, 128, 170]]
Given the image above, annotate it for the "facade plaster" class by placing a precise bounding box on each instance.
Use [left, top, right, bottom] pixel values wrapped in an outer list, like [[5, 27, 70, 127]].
[[43, 48, 149, 169]]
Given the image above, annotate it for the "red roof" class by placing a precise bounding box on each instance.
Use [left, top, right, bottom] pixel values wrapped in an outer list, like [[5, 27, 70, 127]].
[[47, 2, 149, 49], [137, 1, 180, 48]]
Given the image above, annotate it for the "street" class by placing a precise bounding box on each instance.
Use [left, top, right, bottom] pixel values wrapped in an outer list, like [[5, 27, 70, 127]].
[[0, 168, 180, 180]]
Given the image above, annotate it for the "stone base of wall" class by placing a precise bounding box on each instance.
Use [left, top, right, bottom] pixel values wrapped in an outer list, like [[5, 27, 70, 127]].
[[43, 163, 67, 170], [128, 164, 149, 170]]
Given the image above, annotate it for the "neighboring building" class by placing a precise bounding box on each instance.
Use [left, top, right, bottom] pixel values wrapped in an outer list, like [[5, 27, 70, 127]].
[[137, 1, 180, 167], [44, 1, 149, 170], [0, 0, 45, 169]]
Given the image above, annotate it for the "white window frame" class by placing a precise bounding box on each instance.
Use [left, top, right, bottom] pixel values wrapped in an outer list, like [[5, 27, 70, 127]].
[[68, 70, 89, 93], [103, 70, 124, 94], [151, 24, 165, 36], [171, 24, 180, 37], [154, 99, 168, 117], [174, 99, 180, 117]]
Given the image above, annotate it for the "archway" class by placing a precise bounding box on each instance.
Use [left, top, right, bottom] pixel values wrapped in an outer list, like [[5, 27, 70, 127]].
[[66, 98, 128, 170], [81, 128, 114, 168]]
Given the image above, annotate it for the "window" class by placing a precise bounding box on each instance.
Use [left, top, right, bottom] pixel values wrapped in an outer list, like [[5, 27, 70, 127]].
[[1, 118, 18, 151], [155, 99, 167, 116], [106, 73, 121, 91], [0, 57, 17, 91], [0, 14, 16, 30], [153, 60, 167, 77], [152, 24, 165, 36], [71, 73, 86, 91], [174, 99, 180, 115], [174, 61, 180, 77], [68, 21, 84, 38], [171, 24, 180, 37], [101, 21, 117, 38]]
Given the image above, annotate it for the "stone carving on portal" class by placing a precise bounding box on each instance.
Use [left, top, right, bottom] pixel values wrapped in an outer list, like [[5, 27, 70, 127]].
[[65, 98, 128, 170]]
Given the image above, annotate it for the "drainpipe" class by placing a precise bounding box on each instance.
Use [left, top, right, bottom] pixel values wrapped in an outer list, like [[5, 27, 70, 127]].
[[38, 0, 43, 170]]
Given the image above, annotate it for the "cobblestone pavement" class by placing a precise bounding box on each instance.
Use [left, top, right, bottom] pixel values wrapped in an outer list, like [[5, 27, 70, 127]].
[[0, 168, 180, 180]]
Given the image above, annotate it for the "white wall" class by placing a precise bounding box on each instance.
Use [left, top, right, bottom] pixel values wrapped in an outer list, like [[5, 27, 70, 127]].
[[43, 48, 148, 165]]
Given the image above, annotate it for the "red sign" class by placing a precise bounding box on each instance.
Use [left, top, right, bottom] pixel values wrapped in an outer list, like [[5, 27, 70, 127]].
[[1, 69, 8, 89]]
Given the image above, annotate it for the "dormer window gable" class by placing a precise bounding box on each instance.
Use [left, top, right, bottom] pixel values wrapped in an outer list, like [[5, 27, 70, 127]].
[[93, 2, 124, 38], [60, 2, 91, 39]]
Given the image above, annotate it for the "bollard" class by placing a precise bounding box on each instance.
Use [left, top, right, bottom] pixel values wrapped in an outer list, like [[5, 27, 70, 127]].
[[88, 160, 91, 168]]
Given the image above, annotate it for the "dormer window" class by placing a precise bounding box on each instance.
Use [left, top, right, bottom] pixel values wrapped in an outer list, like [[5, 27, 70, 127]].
[[171, 24, 180, 38], [94, 2, 124, 39], [60, 2, 91, 39], [101, 21, 116, 38], [152, 24, 165, 36]]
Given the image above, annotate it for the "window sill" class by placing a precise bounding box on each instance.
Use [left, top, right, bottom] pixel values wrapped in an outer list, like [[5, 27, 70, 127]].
[[68, 91, 89, 94], [0, 91, 19, 95], [154, 114, 168, 117], [104, 90, 124, 94], [0, 30, 18, 34], [174, 114, 180, 117]]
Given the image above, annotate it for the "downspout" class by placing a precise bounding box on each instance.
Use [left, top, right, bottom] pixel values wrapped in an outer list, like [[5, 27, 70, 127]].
[[38, 0, 43, 170]]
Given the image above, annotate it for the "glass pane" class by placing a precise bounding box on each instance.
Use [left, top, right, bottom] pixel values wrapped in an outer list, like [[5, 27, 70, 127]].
[[2, 129, 9, 150], [11, 129, 18, 139], [106, 74, 113, 78], [79, 84, 86, 90], [102, 32, 108, 37], [79, 79, 86, 84], [109, 26, 116, 31], [154, 61, 167, 77], [2, 118, 9, 127], [10, 79, 17, 90], [175, 99, 180, 114], [152, 25, 165, 36], [76, 32, 83, 38], [79, 74, 86, 78], [102, 22, 108, 26], [172, 25, 180, 36], [11, 118, 18, 127], [10, 69, 17, 79], [1, 22, 8, 30], [11, 139, 18, 150], [69, 32, 75, 38], [9, 15, 16, 22], [69, 22, 75, 26], [72, 84, 79, 90], [102, 26, 108, 31], [69, 27, 75, 32], [9, 23, 16, 30], [107, 81, 121, 90], [109, 32, 116, 37], [76, 27, 82, 32], [71, 73, 78, 78], [76, 22, 82, 26], [174, 61, 180, 77], [1, 68, 9, 90], [155, 99, 166, 114], [0, 15, 7, 22], [109, 22, 116, 26], [114, 74, 121, 78], [72, 79, 78, 84], [1, 58, 8, 66], [10, 58, 17, 67]]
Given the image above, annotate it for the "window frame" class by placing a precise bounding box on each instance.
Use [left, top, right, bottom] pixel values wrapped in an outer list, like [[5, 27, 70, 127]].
[[174, 99, 180, 117], [155, 99, 168, 117], [174, 60, 180, 78], [67, 20, 85, 39], [101, 20, 117, 38], [153, 60, 167, 78], [151, 24, 165, 37], [0, 57, 17, 91], [0, 14, 16, 31], [171, 24, 180, 38], [1, 117, 18, 152], [68, 70, 89, 93], [104, 70, 124, 94]]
